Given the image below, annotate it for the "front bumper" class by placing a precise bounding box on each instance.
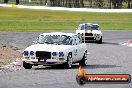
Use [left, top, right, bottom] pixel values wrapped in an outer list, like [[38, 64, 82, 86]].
[[22, 58, 66, 65]]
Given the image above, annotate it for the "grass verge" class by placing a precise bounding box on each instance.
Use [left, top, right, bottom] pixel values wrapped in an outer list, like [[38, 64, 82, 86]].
[[0, 8, 132, 31], [0, 44, 21, 67]]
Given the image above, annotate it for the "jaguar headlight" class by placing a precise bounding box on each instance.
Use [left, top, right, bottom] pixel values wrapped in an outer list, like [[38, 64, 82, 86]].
[[59, 52, 64, 57], [52, 52, 57, 56], [30, 51, 35, 56], [23, 51, 29, 56]]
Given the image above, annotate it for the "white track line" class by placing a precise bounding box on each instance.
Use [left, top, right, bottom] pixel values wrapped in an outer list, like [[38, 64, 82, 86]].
[[120, 40, 132, 47]]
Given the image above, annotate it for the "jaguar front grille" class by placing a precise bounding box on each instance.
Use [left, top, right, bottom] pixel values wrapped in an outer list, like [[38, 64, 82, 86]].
[[36, 51, 51, 61]]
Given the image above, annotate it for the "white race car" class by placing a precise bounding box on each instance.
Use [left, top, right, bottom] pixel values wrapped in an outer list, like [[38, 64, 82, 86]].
[[76, 23, 102, 44], [22, 32, 88, 69]]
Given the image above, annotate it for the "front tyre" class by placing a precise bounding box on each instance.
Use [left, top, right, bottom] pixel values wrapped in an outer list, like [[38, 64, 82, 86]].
[[97, 36, 102, 44], [64, 54, 72, 69], [79, 52, 87, 66], [23, 61, 32, 69]]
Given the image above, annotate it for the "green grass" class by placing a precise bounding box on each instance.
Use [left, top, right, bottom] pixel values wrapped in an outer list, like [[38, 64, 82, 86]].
[[0, 8, 132, 32]]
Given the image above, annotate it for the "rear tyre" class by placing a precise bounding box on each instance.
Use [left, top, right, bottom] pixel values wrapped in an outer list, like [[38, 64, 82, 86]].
[[79, 52, 87, 66], [23, 61, 32, 69]]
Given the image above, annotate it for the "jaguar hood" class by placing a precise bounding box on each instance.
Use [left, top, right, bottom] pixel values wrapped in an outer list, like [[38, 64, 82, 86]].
[[24, 44, 72, 52]]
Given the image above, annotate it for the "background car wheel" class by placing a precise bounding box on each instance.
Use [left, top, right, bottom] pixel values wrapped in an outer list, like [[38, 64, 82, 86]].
[[64, 54, 72, 69], [23, 61, 32, 69], [79, 51, 87, 66], [97, 37, 102, 44]]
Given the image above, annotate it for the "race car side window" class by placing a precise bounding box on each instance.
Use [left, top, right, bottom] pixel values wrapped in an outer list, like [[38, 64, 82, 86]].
[[63, 37, 72, 45], [74, 36, 80, 45], [37, 35, 45, 44], [72, 37, 75, 45], [77, 36, 81, 44]]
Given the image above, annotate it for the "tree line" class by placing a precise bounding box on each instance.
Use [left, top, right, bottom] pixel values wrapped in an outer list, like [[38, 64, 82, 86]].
[[49, 0, 131, 8], [3, 0, 132, 8]]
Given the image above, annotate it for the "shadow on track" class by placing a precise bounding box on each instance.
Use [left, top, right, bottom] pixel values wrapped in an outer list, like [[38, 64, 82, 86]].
[[33, 64, 79, 70], [84, 41, 119, 45], [33, 64, 120, 70], [102, 42, 119, 45], [83, 64, 121, 69]]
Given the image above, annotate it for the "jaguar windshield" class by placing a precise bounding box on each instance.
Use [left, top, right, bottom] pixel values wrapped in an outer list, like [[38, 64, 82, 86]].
[[37, 35, 72, 45]]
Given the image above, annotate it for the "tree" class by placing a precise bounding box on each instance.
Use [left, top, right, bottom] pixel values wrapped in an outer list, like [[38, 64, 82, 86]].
[[109, 0, 112, 8], [40, 0, 42, 4], [94, 0, 104, 8], [112, 0, 123, 9], [89, 0, 93, 7], [4, 0, 8, 3], [16, 0, 19, 5], [80, 0, 84, 7], [127, 0, 131, 8]]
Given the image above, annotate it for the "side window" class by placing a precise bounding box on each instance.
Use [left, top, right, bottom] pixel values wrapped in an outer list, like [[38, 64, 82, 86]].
[[74, 36, 80, 45], [64, 37, 72, 45], [72, 38, 75, 45], [77, 36, 81, 44], [71, 37, 75, 45]]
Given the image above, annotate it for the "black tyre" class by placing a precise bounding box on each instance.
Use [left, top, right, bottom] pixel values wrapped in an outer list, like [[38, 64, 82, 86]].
[[79, 52, 87, 66], [23, 61, 32, 69], [97, 37, 102, 44], [64, 54, 72, 69], [76, 75, 86, 85]]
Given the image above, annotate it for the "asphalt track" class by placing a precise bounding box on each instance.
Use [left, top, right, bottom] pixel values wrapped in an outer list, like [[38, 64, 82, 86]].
[[0, 30, 132, 88]]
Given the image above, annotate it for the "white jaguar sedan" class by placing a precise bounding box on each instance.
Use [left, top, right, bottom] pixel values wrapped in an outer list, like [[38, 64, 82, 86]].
[[22, 32, 88, 69], [76, 23, 102, 44]]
